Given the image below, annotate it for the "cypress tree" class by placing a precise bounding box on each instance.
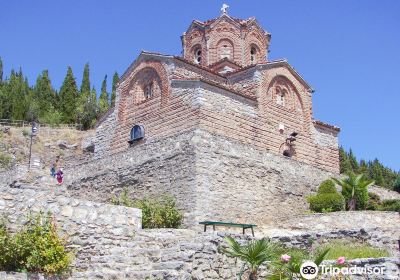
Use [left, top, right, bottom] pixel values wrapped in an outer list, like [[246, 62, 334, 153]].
[[0, 57, 3, 83], [80, 63, 90, 96], [111, 71, 119, 107], [99, 75, 109, 115], [33, 70, 56, 119], [59, 67, 79, 123]]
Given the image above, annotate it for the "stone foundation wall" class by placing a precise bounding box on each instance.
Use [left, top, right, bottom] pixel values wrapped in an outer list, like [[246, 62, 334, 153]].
[[67, 129, 334, 228]]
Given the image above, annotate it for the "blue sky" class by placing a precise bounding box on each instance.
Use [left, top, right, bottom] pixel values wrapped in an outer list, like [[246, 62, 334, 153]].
[[0, 0, 399, 170]]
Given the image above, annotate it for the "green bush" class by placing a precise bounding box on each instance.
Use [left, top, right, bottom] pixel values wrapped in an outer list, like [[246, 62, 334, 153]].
[[308, 193, 345, 213], [0, 152, 12, 168], [22, 129, 29, 137], [0, 213, 73, 274], [394, 177, 400, 193], [307, 180, 345, 213], [318, 180, 337, 194], [379, 199, 400, 212], [111, 188, 183, 229], [366, 192, 381, 210]]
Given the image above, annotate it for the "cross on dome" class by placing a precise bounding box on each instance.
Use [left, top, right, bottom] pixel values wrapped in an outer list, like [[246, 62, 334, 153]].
[[221, 3, 229, 14]]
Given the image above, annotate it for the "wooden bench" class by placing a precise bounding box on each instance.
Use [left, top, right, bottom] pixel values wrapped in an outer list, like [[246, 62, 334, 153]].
[[199, 221, 257, 236]]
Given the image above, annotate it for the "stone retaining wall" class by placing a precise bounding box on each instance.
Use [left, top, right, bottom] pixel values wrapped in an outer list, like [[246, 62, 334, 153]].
[[0, 185, 142, 270], [66, 129, 335, 228], [265, 211, 400, 256], [369, 185, 400, 200]]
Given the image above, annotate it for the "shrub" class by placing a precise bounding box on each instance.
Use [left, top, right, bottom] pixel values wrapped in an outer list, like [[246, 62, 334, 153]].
[[308, 193, 345, 213], [0, 152, 12, 168], [112, 189, 183, 229], [307, 180, 345, 213], [394, 177, 400, 193], [366, 192, 381, 210], [22, 129, 29, 137], [0, 213, 73, 274], [379, 199, 400, 212], [318, 180, 337, 194]]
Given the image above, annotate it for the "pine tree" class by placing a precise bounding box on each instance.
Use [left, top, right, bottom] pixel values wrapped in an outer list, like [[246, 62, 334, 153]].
[[6, 68, 30, 120], [0, 57, 3, 83], [80, 63, 90, 96], [348, 149, 359, 173], [99, 75, 109, 115], [111, 71, 119, 107], [33, 70, 56, 120], [339, 146, 352, 174], [370, 159, 384, 186], [78, 86, 98, 130], [59, 66, 79, 123]]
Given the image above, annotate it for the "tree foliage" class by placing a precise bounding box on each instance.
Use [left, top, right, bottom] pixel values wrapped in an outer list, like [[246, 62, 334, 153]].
[[332, 173, 374, 211], [220, 236, 280, 280], [0, 60, 118, 130], [339, 147, 399, 190], [111, 71, 119, 107], [98, 75, 109, 115]]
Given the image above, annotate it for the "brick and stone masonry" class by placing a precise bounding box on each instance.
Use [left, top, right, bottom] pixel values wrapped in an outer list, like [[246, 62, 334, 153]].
[[79, 9, 343, 228]]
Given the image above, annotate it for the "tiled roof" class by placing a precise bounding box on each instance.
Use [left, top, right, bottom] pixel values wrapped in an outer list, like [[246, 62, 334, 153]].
[[313, 120, 341, 131]]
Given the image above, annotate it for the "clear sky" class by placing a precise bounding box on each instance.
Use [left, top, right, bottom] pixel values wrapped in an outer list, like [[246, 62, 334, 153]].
[[0, 0, 399, 170]]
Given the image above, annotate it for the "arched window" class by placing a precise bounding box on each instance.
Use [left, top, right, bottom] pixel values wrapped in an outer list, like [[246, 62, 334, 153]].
[[250, 47, 257, 62], [194, 48, 202, 64], [217, 39, 234, 60], [144, 83, 153, 99], [277, 89, 286, 106], [129, 124, 145, 144]]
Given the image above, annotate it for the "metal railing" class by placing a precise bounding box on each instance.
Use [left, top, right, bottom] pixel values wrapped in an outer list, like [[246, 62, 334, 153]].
[[0, 119, 82, 130]]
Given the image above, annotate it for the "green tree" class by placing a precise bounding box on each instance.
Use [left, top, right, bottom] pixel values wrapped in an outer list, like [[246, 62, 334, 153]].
[[98, 75, 109, 115], [339, 147, 352, 174], [80, 63, 90, 96], [393, 177, 400, 193], [33, 70, 56, 121], [348, 149, 359, 173], [6, 69, 30, 120], [0, 57, 3, 83], [111, 71, 119, 107], [77, 87, 98, 130], [59, 67, 79, 123], [220, 236, 279, 280], [333, 173, 374, 211], [369, 159, 384, 186]]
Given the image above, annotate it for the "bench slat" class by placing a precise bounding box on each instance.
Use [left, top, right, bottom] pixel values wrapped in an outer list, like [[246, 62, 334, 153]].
[[199, 221, 257, 227]]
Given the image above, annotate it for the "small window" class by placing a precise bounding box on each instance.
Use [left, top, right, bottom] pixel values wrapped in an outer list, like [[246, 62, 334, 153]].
[[129, 125, 145, 144], [194, 48, 202, 64], [250, 47, 257, 62], [277, 90, 286, 106], [144, 83, 153, 99]]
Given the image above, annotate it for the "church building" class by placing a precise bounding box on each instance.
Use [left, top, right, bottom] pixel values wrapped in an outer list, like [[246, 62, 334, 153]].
[[85, 7, 341, 226]]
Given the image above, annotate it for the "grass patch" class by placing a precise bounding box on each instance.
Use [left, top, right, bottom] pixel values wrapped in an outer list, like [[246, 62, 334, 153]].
[[315, 240, 389, 260]]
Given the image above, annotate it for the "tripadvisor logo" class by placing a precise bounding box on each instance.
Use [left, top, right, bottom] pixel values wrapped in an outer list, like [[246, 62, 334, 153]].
[[300, 261, 319, 279]]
